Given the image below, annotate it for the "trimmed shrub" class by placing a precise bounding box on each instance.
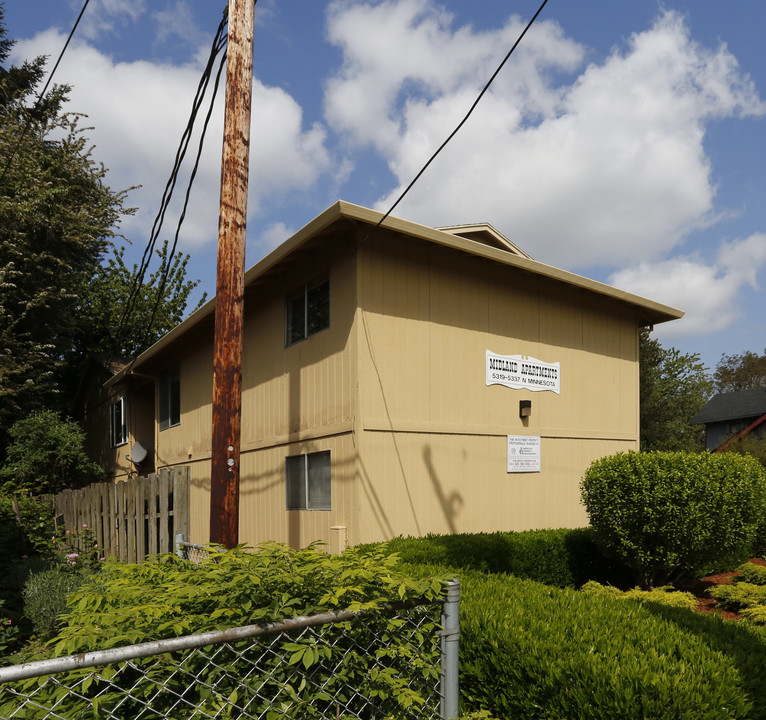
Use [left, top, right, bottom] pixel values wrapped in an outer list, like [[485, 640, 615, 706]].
[[452, 569, 766, 720], [371, 528, 632, 588], [581, 451, 766, 588], [738, 562, 766, 586], [580, 580, 697, 610]]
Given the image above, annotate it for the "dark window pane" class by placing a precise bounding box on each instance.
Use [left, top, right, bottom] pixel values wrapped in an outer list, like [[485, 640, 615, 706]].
[[307, 278, 329, 337], [307, 451, 331, 510], [285, 291, 306, 346], [159, 365, 181, 431], [285, 455, 307, 510]]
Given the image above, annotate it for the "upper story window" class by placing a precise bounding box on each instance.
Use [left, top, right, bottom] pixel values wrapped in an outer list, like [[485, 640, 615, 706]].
[[159, 365, 181, 431], [109, 397, 127, 448], [285, 450, 331, 511], [285, 274, 329, 346]]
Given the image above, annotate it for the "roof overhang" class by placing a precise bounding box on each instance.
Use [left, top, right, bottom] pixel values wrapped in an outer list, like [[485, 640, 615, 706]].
[[108, 200, 683, 387]]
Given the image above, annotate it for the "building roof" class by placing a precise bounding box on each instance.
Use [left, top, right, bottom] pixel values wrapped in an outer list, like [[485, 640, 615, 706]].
[[108, 200, 684, 387], [691, 388, 766, 425]]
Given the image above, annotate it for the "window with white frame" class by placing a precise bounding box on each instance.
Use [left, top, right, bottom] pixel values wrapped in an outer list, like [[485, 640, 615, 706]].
[[285, 274, 329, 346], [109, 397, 127, 448], [159, 365, 181, 431], [285, 450, 331, 510]]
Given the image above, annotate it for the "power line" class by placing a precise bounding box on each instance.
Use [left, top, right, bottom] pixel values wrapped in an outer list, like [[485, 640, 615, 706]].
[[0, 0, 91, 188], [373, 0, 550, 231], [115, 9, 229, 354]]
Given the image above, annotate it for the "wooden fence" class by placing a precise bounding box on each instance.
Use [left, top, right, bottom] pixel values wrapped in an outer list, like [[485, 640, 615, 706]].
[[54, 467, 190, 563]]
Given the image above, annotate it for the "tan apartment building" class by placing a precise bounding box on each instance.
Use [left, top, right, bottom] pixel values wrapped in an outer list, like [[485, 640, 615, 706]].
[[87, 201, 682, 551]]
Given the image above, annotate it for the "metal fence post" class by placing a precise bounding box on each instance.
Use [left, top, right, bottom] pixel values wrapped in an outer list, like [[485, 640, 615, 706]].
[[440, 577, 460, 720]]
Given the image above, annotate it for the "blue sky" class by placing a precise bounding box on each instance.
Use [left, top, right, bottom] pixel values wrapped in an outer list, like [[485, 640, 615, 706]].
[[6, 0, 766, 373]]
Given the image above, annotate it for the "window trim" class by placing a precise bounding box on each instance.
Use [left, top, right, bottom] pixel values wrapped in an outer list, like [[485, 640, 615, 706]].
[[285, 450, 331, 511], [159, 365, 181, 431], [109, 397, 127, 448], [285, 274, 330, 347]]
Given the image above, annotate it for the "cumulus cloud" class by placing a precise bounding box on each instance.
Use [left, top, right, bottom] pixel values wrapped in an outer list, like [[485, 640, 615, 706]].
[[11, 31, 331, 251], [610, 233, 766, 336], [74, 0, 147, 40], [325, 3, 766, 271]]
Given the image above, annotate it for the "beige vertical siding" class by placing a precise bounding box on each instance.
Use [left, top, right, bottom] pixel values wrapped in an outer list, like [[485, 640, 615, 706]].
[[157, 237, 358, 546], [354, 233, 640, 540]]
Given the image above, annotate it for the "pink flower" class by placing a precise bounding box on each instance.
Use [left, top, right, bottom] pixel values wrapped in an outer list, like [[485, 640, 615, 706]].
[[82, 524, 88, 530]]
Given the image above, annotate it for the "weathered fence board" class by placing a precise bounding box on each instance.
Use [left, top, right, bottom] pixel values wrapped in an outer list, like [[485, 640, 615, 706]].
[[54, 468, 190, 563]]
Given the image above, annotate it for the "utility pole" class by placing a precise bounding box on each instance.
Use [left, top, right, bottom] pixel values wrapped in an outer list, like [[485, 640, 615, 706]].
[[209, 0, 255, 548]]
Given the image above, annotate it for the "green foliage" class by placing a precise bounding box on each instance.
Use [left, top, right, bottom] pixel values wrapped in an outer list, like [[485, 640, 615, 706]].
[[715, 348, 766, 393], [708, 563, 766, 626], [738, 561, 766, 586], [454, 569, 766, 720], [723, 433, 766, 470], [581, 451, 766, 588], [0, 410, 105, 494], [363, 528, 633, 589], [84, 240, 207, 360], [0, 599, 20, 661], [580, 581, 698, 610], [0, 15, 203, 457], [22, 568, 92, 639], [639, 329, 712, 452], [5, 544, 448, 719]]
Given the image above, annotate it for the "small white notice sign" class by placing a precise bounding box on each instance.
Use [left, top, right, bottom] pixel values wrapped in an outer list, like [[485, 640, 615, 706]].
[[507, 435, 541, 473]]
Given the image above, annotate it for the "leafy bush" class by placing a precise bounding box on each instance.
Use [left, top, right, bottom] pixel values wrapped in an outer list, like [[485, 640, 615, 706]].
[[367, 528, 632, 588], [0, 410, 105, 495], [5, 544, 449, 720], [452, 569, 766, 720], [581, 451, 766, 588], [738, 562, 766, 586], [22, 569, 93, 639], [580, 581, 697, 610]]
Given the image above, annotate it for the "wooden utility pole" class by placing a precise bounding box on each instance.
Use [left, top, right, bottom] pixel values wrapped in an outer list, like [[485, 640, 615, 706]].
[[209, 0, 255, 547]]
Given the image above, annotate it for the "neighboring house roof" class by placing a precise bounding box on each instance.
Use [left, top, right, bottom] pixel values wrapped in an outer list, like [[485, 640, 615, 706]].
[[107, 200, 683, 387], [691, 388, 766, 425]]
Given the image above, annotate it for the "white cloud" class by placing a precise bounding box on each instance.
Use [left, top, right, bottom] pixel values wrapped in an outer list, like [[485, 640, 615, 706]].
[[610, 233, 766, 336], [325, 4, 766, 270], [12, 31, 332, 252], [75, 0, 147, 40]]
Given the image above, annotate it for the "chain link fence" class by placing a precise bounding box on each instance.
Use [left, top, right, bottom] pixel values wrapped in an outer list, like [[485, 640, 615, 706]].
[[0, 580, 460, 720]]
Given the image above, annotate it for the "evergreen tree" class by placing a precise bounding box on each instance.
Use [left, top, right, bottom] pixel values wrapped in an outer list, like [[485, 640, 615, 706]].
[[0, 7, 205, 457]]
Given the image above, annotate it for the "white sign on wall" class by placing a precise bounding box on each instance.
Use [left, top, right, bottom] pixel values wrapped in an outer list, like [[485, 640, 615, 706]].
[[507, 435, 541, 473], [486, 350, 560, 394]]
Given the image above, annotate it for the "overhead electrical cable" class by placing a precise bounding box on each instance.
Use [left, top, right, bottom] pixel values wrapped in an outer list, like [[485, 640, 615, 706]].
[[139, 31, 229, 351], [373, 0, 550, 232], [0, 0, 91, 188], [115, 9, 229, 354]]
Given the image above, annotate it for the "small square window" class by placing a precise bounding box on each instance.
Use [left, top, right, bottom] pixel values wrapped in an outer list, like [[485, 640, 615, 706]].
[[286, 450, 331, 510], [109, 397, 127, 448], [159, 365, 181, 431], [286, 275, 329, 346]]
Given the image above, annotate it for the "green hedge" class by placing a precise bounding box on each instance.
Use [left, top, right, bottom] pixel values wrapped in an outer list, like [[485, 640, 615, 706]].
[[448, 569, 766, 720], [372, 528, 632, 588], [582, 451, 766, 588]]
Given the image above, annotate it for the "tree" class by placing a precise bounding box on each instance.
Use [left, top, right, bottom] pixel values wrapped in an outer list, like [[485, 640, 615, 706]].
[[83, 240, 206, 361], [639, 329, 713, 452], [0, 13, 127, 450], [714, 348, 766, 393], [0, 410, 105, 495], [0, 10, 205, 456]]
